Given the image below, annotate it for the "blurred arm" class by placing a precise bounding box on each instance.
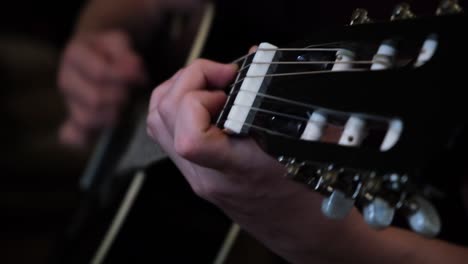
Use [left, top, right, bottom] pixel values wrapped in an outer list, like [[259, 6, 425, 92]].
[[75, 0, 203, 44]]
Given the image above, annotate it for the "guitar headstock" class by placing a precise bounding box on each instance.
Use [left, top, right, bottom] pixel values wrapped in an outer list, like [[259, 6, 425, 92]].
[[217, 1, 466, 237]]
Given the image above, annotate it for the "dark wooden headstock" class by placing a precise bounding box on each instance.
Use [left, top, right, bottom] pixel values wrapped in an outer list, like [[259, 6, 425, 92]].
[[217, 2, 466, 237]]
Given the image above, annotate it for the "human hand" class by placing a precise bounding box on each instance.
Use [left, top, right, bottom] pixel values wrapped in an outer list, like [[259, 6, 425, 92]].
[[146, 57, 468, 264], [58, 30, 147, 148], [146, 59, 292, 207], [145, 58, 353, 261]]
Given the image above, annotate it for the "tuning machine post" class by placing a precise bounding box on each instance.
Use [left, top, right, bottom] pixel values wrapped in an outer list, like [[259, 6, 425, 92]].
[[278, 156, 305, 179], [278, 158, 441, 236], [278, 158, 358, 219], [278, 156, 325, 189], [350, 8, 372, 25], [436, 0, 463, 15], [391, 3, 416, 21]]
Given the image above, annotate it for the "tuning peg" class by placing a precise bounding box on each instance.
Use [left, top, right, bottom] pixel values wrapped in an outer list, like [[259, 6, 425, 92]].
[[380, 119, 404, 151], [406, 195, 441, 237], [332, 49, 356, 72], [339, 116, 366, 146], [391, 3, 415, 21], [371, 39, 397, 71], [300, 112, 327, 141], [363, 197, 395, 229], [436, 0, 463, 15], [414, 34, 438, 68], [350, 8, 372, 25], [321, 190, 355, 219]]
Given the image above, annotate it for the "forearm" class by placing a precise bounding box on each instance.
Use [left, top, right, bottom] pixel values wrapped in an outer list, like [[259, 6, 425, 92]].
[[221, 181, 468, 264]]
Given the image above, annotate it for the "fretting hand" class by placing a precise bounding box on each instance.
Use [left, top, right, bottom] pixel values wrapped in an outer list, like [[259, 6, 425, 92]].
[[146, 58, 468, 264]]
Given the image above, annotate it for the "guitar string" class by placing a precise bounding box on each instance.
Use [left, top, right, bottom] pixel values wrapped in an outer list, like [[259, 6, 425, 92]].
[[237, 60, 387, 73], [225, 46, 393, 129], [229, 68, 366, 89], [226, 89, 394, 123], [232, 103, 312, 123], [257, 47, 345, 52], [222, 118, 295, 139], [219, 118, 381, 181], [232, 47, 346, 67], [230, 41, 348, 64], [221, 116, 385, 140], [227, 103, 391, 131]]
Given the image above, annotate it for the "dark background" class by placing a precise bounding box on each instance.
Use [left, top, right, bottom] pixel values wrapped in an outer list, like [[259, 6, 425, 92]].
[[1, 1, 88, 263]]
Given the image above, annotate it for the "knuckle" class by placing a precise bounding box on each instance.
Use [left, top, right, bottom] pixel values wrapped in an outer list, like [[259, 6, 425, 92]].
[[189, 58, 207, 70], [150, 87, 164, 107], [156, 97, 172, 119], [180, 92, 198, 110], [146, 111, 162, 140], [174, 134, 200, 161]]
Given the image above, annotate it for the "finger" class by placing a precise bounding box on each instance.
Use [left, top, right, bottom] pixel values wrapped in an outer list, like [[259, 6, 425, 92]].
[[173, 90, 266, 171], [158, 60, 237, 135], [148, 68, 185, 113], [248, 45, 258, 54], [92, 31, 132, 61], [59, 119, 97, 148], [65, 42, 123, 83], [93, 32, 148, 84], [114, 53, 148, 85], [146, 96, 202, 190], [147, 69, 185, 142], [67, 96, 118, 132], [60, 65, 127, 112]]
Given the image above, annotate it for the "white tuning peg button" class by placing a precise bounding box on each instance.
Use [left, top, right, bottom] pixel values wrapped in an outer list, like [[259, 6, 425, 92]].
[[321, 190, 355, 219], [300, 112, 327, 141], [339, 116, 366, 147], [407, 196, 442, 237], [363, 197, 395, 229]]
